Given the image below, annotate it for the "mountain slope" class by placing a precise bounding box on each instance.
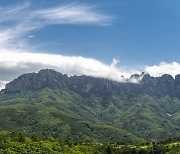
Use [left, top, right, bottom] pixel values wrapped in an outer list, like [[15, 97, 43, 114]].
[[0, 69, 180, 143], [0, 88, 142, 143]]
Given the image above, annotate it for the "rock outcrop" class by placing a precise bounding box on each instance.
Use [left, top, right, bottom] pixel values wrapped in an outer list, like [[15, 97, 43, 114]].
[[2, 69, 180, 98]]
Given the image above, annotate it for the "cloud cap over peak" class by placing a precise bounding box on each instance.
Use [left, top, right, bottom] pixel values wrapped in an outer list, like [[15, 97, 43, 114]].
[[145, 62, 180, 78], [0, 49, 139, 83]]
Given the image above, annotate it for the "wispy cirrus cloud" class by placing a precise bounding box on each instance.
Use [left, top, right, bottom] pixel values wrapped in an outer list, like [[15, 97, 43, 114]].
[[0, 2, 30, 23], [0, 2, 112, 47], [33, 3, 111, 25]]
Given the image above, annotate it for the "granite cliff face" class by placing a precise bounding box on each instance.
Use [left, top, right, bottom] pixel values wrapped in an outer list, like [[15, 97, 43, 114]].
[[2, 69, 180, 98], [4, 70, 68, 93]]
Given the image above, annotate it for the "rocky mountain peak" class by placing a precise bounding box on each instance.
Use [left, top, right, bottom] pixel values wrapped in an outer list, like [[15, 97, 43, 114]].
[[4, 69, 67, 93], [2, 69, 180, 98]]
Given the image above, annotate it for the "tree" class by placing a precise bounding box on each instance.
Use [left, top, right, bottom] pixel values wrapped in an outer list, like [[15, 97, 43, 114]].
[[31, 133, 38, 142], [18, 132, 25, 143]]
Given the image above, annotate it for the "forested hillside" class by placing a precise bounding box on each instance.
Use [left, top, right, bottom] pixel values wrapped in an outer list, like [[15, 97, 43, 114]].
[[0, 70, 180, 143]]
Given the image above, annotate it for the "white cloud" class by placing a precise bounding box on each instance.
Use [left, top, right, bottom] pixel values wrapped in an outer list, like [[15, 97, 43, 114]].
[[0, 2, 30, 23], [0, 81, 8, 90], [110, 58, 119, 67], [28, 35, 35, 38], [0, 2, 112, 47], [128, 73, 145, 83], [34, 4, 111, 25], [0, 49, 140, 86], [145, 62, 180, 78]]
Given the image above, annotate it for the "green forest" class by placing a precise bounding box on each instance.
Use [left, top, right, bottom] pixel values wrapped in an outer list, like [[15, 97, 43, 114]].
[[0, 130, 180, 153], [0, 88, 180, 153], [0, 88, 180, 143]]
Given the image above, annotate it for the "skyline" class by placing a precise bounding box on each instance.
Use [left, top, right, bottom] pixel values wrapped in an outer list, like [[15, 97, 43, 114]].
[[1, 0, 180, 89]]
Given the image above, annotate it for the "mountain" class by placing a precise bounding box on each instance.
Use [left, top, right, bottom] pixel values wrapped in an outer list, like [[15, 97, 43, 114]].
[[0, 69, 180, 143], [3, 69, 180, 98]]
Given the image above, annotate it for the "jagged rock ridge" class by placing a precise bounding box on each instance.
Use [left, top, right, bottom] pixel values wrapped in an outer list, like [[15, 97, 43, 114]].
[[2, 69, 180, 98]]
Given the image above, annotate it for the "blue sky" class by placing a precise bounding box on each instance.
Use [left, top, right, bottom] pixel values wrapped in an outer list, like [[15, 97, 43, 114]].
[[0, 0, 180, 88], [14, 0, 180, 65]]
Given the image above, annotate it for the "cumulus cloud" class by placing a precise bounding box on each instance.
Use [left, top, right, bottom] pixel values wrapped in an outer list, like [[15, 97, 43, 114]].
[[110, 58, 119, 67], [0, 49, 139, 85], [145, 62, 180, 78]]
